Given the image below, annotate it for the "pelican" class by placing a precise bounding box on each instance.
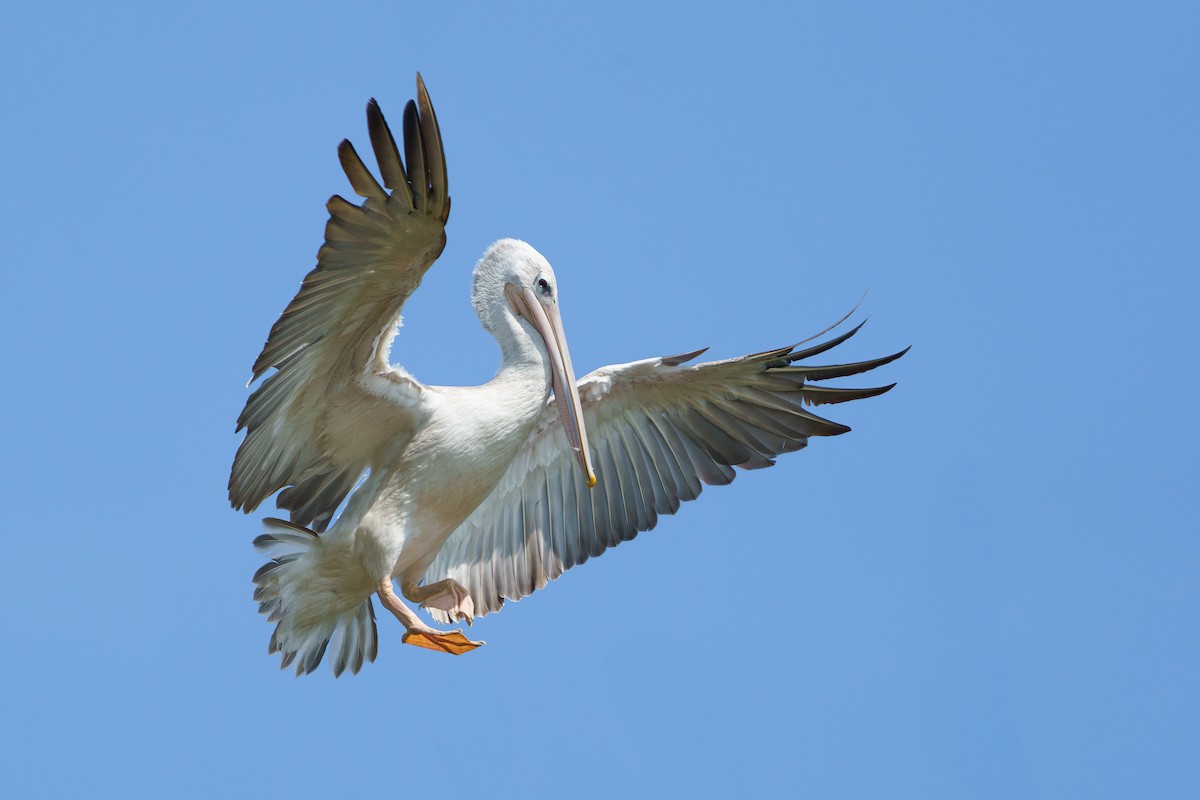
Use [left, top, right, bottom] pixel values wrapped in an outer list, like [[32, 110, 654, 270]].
[[230, 74, 906, 676]]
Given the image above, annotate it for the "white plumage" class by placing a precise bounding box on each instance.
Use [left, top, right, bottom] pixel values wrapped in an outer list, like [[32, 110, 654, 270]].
[[231, 74, 905, 675]]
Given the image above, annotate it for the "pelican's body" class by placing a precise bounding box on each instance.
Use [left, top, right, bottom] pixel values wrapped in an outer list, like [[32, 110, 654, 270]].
[[322, 244, 568, 592], [361, 373, 547, 577], [326, 347, 547, 582], [232, 75, 905, 675]]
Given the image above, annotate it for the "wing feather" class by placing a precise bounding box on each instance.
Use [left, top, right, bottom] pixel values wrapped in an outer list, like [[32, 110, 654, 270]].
[[561, 460, 587, 569], [366, 98, 410, 197], [648, 413, 702, 500], [230, 74, 451, 530], [336, 139, 387, 202], [548, 460, 572, 573], [402, 100, 429, 212], [633, 415, 684, 512], [616, 422, 659, 526], [423, 320, 905, 621]]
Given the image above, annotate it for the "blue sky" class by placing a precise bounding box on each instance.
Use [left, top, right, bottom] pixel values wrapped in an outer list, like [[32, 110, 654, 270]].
[[3, 2, 1197, 797]]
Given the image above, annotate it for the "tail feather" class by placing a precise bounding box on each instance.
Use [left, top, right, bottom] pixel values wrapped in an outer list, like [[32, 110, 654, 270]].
[[253, 518, 378, 677]]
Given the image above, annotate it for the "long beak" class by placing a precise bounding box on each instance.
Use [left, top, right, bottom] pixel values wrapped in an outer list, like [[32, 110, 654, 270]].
[[509, 285, 596, 488]]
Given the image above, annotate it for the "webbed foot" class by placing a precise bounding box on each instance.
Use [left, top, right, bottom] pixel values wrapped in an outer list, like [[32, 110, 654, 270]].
[[402, 628, 485, 655]]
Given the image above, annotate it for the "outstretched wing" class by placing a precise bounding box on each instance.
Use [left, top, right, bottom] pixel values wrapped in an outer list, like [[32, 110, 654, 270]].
[[423, 320, 907, 619], [230, 74, 452, 531]]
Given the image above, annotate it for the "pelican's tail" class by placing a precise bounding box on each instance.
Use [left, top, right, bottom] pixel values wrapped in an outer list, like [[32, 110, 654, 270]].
[[252, 519, 378, 677]]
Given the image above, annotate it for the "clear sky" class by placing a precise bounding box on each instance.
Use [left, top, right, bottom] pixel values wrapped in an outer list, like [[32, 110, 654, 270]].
[[3, 2, 1197, 798]]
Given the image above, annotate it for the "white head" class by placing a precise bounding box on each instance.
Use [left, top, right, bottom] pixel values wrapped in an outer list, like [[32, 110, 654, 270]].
[[472, 239, 555, 334], [471, 239, 595, 487]]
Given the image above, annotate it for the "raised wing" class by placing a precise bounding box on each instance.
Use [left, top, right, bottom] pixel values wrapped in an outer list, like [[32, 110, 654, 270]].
[[423, 321, 906, 620], [230, 74, 451, 531]]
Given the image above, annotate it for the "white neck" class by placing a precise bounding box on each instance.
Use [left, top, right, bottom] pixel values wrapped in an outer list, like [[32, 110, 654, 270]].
[[491, 309, 552, 380]]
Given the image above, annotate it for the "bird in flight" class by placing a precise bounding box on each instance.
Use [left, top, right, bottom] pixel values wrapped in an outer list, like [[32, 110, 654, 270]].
[[230, 74, 906, 676]]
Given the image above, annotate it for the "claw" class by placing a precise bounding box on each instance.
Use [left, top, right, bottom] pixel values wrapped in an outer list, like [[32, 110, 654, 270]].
[[402, 629, 485, 655]]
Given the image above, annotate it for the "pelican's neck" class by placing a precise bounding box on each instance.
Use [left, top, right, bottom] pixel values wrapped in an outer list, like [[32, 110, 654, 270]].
[[491, 312, 552, 388]]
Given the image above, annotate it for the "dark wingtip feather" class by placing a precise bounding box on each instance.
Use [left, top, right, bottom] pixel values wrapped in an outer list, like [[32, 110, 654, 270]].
[[792, 346, 910, 381], [662, 346, 710, 366], [337, 139, 385, 201], [794, 406, 853, 436], [262, 518, 320, 537], [786, 320, 867, 363], [401, 99, 427, 212], [800, 382, 897, 406], [414, 73, 448, 221], [366, 98, 411, 202], [787, 294, 867, 352]]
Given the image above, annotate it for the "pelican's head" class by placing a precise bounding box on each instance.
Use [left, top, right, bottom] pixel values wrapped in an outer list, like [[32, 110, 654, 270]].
[[472, 239, 596, 488]]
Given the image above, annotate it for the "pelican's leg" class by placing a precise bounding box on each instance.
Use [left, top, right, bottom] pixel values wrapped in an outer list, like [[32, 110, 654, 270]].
[[403, 578, 476, 626], [376, 579, 484, 656]]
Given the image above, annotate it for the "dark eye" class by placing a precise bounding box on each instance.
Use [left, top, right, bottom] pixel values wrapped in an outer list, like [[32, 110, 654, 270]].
[[537, 277, 552, 295]]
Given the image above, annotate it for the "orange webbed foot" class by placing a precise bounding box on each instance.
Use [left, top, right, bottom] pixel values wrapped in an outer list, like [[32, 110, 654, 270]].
[[402, 629, 485, 655]]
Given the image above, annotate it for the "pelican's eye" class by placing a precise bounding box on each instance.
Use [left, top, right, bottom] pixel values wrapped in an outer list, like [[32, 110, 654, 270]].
[[537, 277, 552, 296]]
